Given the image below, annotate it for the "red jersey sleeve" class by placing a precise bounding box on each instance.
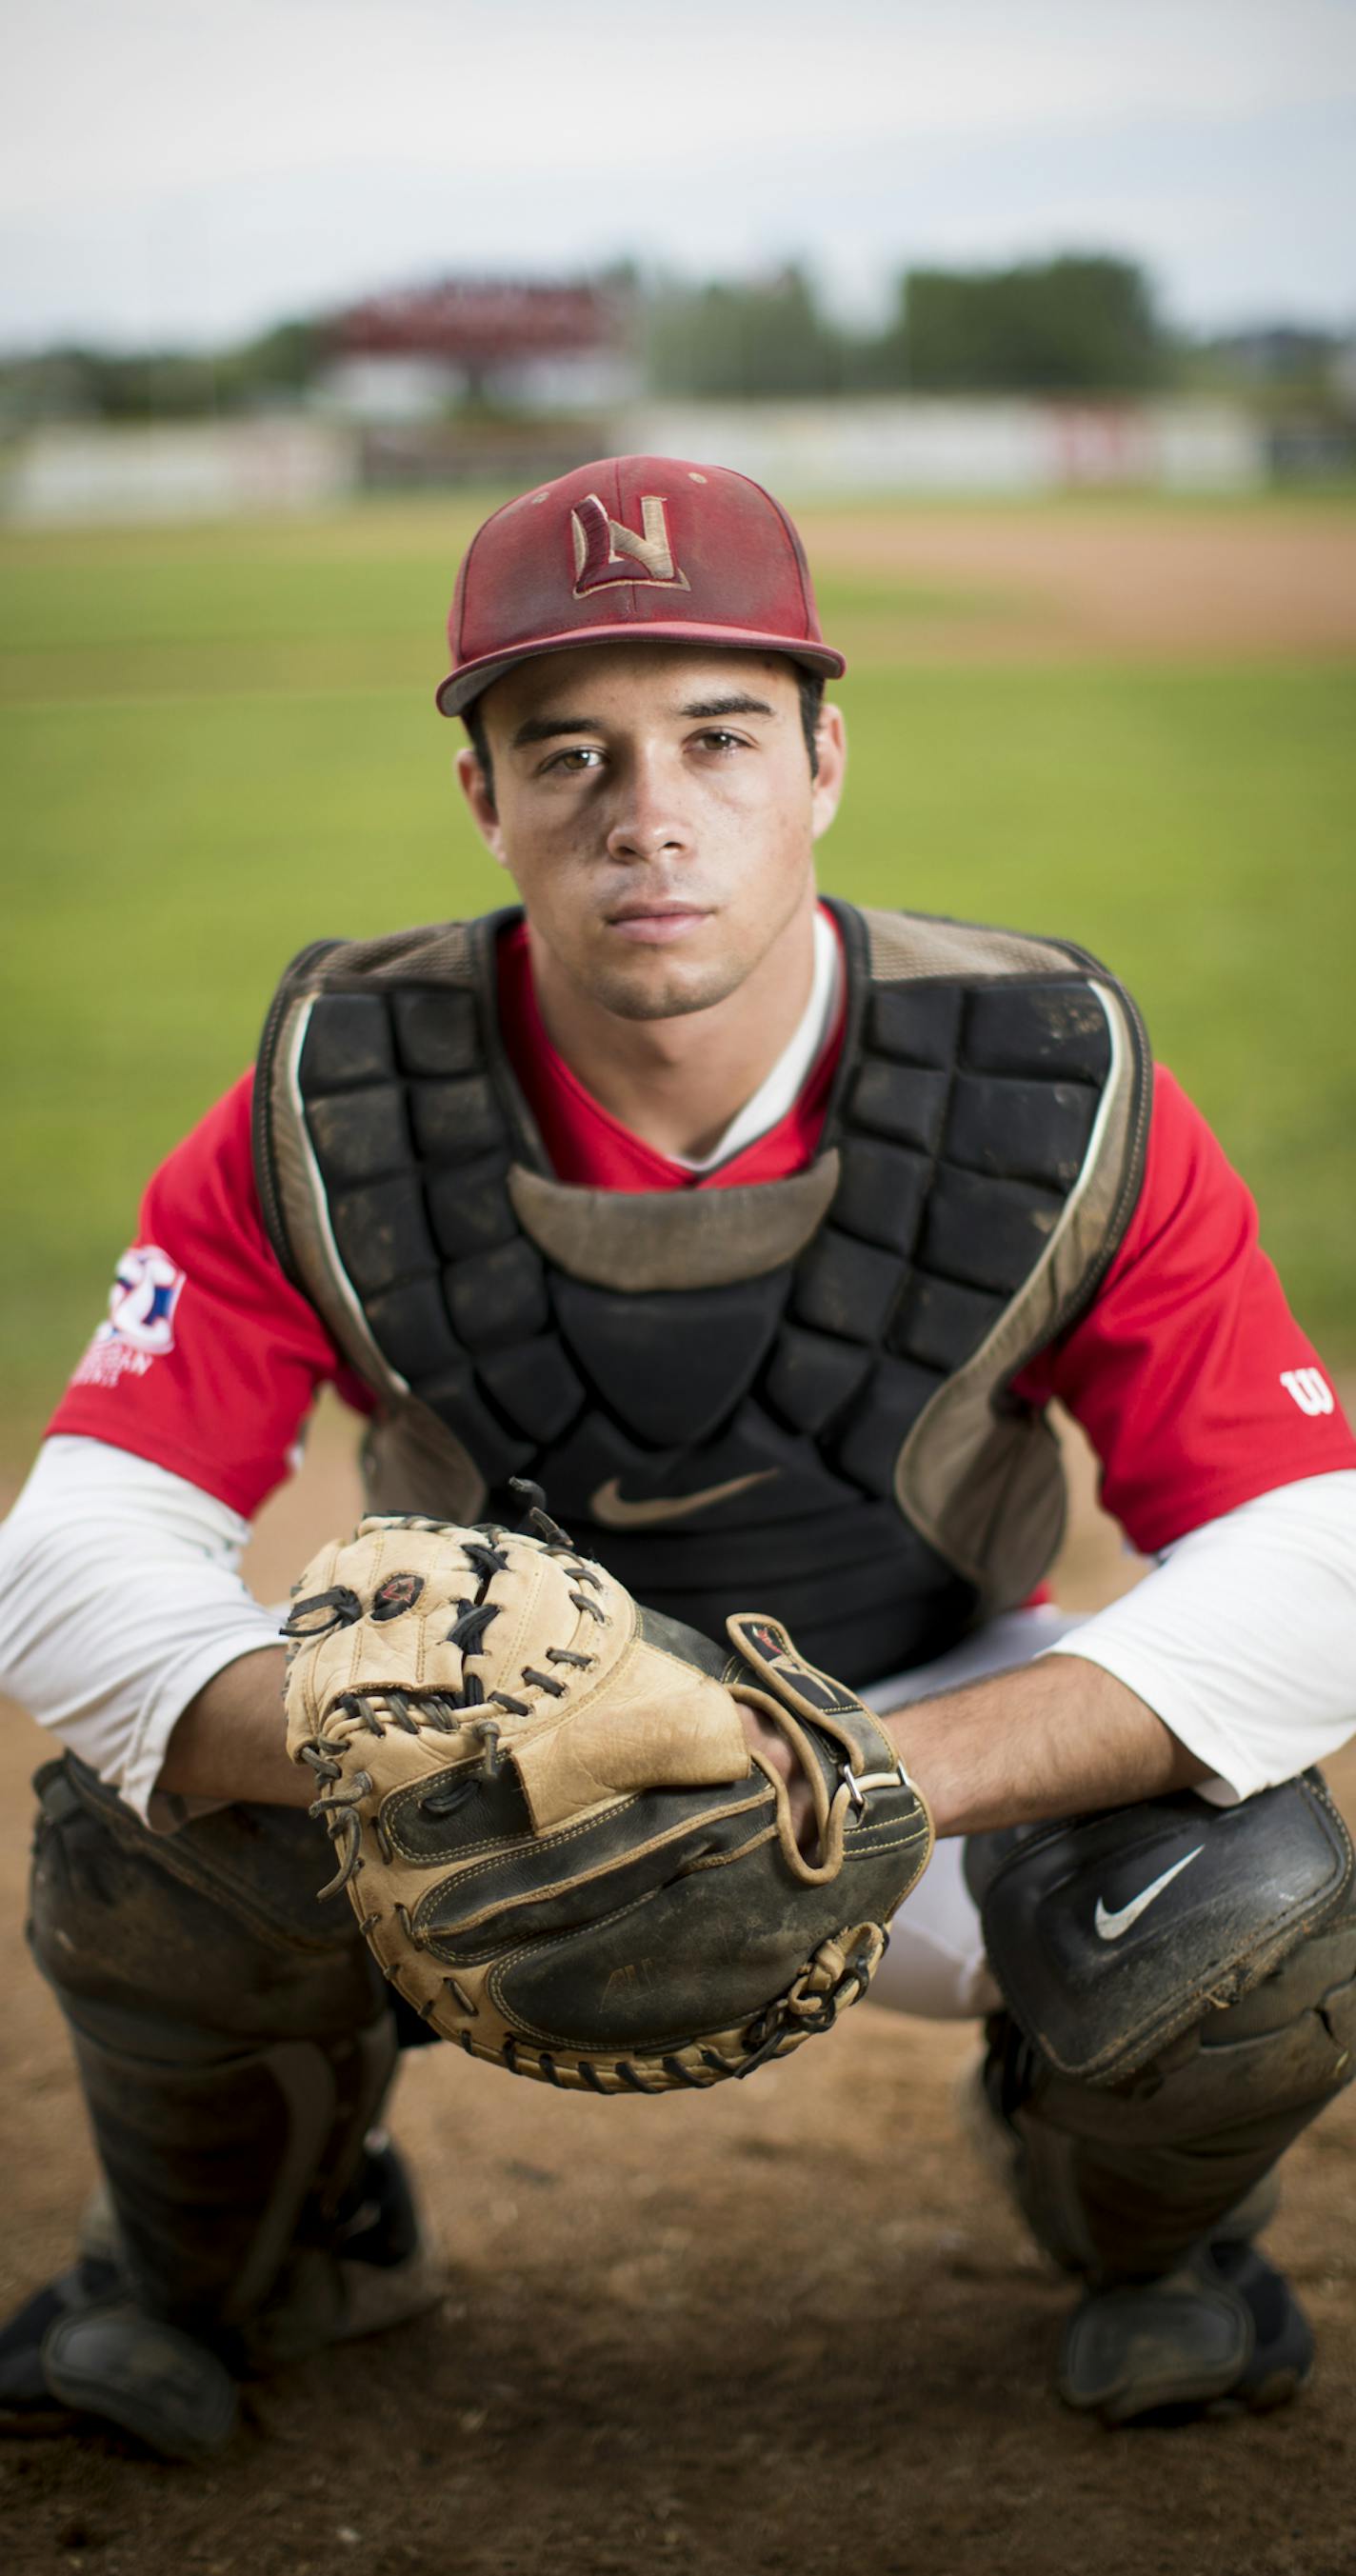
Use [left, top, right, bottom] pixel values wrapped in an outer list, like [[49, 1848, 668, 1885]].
[[1014, 1068, 1356, 1553], [47, 1071, 372, 1518]]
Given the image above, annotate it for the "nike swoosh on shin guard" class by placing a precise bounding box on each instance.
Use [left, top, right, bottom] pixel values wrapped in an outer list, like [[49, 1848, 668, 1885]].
[[1093, 1846, 1205, 1943]]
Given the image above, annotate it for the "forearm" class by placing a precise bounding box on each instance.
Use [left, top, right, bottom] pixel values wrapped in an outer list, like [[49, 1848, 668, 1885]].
[[155, 1645, 309, 1807], [883, 1653, 1208, 1839], [867, 1470, 1356, 1836]]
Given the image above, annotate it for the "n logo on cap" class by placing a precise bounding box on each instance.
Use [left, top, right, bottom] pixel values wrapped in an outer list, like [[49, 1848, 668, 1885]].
[[570, 492, 690, 596]]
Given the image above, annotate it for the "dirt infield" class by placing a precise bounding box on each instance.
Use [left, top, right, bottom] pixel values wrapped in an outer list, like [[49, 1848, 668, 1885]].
[[802, 502, 1356, 662], [1, 1408, 1354, 2576]]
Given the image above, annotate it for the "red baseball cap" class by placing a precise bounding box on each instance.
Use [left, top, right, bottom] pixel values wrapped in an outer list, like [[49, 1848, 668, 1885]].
[[435, 452, 846, 718]]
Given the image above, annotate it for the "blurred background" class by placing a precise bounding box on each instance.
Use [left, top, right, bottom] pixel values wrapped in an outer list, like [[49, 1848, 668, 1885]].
[[2, 0, 1354, 1467]]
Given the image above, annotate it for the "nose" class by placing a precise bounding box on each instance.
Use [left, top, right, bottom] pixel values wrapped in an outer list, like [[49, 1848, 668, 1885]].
[[603, 747, 693, 865]]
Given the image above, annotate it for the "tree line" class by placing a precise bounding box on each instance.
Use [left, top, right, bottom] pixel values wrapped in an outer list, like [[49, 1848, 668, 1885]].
[[0, 257, 1343, 423], [643, 257, 1168, 397]]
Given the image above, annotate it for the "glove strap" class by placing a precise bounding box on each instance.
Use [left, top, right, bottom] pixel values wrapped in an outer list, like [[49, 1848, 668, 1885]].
[[725, 1612, 928, 1885], [725, 1613, 916, 1787]]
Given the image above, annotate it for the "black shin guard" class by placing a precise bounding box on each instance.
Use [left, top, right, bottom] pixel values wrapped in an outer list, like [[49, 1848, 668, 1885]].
[[968, 1775, 1356, 2281], [60, 1993, 397, 2348], [28, 1755, 399, 2356]]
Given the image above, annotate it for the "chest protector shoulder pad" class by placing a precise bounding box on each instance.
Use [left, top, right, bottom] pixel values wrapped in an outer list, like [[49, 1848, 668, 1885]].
[[254, 902, 1149, 1686]]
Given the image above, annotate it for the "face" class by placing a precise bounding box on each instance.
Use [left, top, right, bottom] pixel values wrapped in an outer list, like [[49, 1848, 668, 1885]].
[[456, 644, 846, 1021]]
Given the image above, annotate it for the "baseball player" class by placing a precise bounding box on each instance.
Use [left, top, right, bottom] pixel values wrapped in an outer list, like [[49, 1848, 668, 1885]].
[[1, 454, 1354, 2455]]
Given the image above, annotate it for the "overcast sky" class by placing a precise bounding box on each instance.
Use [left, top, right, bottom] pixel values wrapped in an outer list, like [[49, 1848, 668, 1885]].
[[4, 0, 1354, 349]]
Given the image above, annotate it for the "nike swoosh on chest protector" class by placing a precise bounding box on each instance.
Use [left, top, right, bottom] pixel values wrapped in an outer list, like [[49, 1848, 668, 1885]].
[[1093, 1845, 1205, 1943], [589, 1470, 778, 1528]]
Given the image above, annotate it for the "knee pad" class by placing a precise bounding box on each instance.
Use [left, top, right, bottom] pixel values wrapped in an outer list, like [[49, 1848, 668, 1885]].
[[967, 1771, 1356, 2146], [29, 1754, 387, 2040]]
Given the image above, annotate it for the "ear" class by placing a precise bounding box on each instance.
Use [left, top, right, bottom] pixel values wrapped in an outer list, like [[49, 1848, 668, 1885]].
[[809, 699, 848, 843], [455, 746, 508, 868]]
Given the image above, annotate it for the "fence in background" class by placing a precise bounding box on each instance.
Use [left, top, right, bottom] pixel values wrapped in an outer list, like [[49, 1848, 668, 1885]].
[[621, 398, 1264, 495], [2, 418, 357, 525], [0, 398, 1266, 525]]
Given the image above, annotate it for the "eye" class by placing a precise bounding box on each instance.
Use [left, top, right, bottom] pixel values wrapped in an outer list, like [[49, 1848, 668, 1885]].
[[540, 745, 605, 775], [693, 729, 748, 754]]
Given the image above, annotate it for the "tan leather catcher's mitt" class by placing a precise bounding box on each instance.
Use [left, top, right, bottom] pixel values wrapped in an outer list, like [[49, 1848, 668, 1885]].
[[283, 1501, 932, 2093]]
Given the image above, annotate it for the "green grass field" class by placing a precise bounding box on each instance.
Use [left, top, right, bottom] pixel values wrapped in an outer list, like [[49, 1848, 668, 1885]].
[[3, 496, 1354, 1465]]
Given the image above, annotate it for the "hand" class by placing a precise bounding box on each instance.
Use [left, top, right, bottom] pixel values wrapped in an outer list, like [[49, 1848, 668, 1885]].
[[738, 1703, 816, 1853]]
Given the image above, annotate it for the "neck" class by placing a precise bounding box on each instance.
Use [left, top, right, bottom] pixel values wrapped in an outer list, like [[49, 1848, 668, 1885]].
[[527, 893, 821, 1164]]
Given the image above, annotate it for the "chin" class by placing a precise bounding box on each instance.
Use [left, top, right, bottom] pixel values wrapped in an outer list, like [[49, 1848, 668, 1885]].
[[589, 953, 745, 1023]]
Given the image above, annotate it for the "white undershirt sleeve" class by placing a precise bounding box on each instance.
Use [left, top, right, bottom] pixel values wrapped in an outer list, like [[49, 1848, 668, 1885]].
[[0, 1434, 281, 1829], [1044, 1468, 1356, 1801]]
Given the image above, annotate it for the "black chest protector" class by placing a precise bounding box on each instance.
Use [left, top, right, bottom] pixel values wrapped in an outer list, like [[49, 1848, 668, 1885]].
[[254, 901, 1148, 1687]]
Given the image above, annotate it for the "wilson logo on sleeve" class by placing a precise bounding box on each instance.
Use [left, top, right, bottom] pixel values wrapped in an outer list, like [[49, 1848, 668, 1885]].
[[1280, 1368, 1335, 1418]]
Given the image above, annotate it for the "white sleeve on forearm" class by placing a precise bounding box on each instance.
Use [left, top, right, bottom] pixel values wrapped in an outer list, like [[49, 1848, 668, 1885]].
[[1045, 1468, 1356, 1801], [0, 1434, 282, 1828], [6, 1442, 1354, 1830]]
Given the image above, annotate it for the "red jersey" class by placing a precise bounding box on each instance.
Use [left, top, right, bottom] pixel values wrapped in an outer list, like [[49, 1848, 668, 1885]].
[[50, 921, 1355, 1548]]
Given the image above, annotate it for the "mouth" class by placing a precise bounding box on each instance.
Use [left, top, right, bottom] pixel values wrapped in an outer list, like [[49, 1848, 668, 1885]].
[[603, 899, 712, 948]]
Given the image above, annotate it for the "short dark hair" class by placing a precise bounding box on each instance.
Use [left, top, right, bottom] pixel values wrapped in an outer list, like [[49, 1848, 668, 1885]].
[[463, 664, 826, 811]]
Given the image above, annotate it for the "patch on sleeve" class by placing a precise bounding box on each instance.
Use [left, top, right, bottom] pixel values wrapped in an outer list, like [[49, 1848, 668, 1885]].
[[70, 1244, 188, 1389], [1280, 1368, 1335, 1419]]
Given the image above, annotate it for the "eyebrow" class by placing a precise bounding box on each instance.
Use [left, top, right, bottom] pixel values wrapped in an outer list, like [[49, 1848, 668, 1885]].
[[510, 714, 604, 748], [509, 691, 777, 751], [679, 693, 776, 721]]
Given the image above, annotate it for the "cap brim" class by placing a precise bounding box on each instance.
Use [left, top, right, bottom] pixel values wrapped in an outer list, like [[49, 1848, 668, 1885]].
[[435, 621, 847, 717]]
